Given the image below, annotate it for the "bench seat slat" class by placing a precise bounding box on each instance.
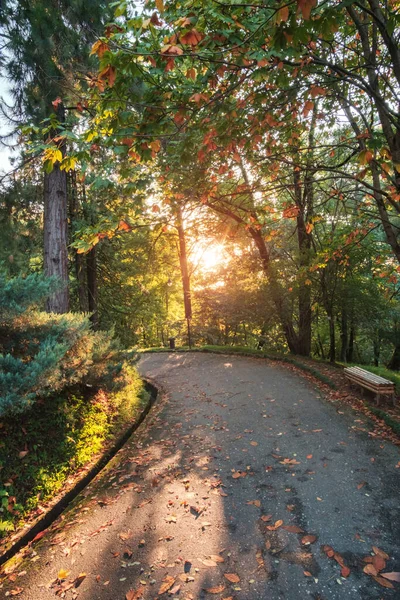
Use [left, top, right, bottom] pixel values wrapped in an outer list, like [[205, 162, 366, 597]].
[[344, 366, 396, 406]]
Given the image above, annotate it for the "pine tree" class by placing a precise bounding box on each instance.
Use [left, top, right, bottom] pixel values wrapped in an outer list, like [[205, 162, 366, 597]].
[[0, 0, 113, 313]]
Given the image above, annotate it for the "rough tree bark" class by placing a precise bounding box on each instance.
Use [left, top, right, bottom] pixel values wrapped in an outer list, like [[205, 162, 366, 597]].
[[43, 102, 69, 313]]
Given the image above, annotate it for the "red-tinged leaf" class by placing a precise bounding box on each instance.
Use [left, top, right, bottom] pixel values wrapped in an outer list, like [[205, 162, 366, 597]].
[[18, 450, 29, 459], [333, 552, 345, 568], [282, 525, 304, 533], [158, 575, 175, 595], [283, 206, 300, 219], [117, 220, 131, 231], [261, 514, 272, 522], [303, 571, 312, 577], [180, 29, 203, 46], [277, 5, 289, 23], [372, 555, 386, 572], [301, 534, 317, 545], [32, 530, 47, 543], [380, 572, 400, 582], [204, 584, 225, 594], [372, 575, 395, 589], [224, 573, 240, 583], [161, 44, 183, 56], [52, 97, 62, 109], [372, 546, 390, 560], [341, 566, 351, 578], [126, 587, 145, 600], [296, 0, 317, 20]]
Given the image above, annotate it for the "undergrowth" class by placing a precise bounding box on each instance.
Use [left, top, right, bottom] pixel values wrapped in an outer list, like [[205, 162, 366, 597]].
[[0, 364, 147, 537]]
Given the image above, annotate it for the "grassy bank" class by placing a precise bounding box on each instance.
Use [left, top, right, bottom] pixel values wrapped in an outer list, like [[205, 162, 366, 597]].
[[0, 364, 148, 537]]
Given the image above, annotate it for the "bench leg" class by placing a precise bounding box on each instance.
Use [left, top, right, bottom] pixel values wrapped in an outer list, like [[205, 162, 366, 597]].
[[392, 394, 396, 407], [375, 393, 380, 407]]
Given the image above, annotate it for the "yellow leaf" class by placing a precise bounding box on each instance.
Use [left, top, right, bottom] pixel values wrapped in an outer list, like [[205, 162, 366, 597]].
[[57, 569, 69, 580]]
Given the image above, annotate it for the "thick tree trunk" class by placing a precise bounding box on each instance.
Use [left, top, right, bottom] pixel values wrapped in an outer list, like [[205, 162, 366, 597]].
[[87, 246, 99, 329], [68, 170, 88, 312], [175, 205, 192, 346], [43, 103, 69, 313]]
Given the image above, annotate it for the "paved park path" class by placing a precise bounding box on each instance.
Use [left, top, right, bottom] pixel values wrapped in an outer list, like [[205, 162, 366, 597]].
[[2, 353, 400, 599]]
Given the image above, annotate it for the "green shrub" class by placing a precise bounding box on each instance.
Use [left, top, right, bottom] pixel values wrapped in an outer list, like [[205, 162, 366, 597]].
[[0, 273, 119, 416]]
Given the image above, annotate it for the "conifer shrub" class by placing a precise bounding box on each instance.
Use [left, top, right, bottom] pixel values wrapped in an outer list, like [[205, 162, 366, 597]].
[[0, 273, 119, 416]]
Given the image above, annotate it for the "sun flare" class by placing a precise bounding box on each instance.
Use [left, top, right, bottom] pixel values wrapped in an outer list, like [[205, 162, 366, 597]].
[[192, 243, 229, 273]]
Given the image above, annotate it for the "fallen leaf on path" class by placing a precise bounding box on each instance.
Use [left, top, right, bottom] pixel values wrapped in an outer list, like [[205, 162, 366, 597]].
[[357, 482, 366, 490], [202, 559, 218, 567], [372, 575, 395, 589], [126, 587, 144, 600], [18, 450, 29, 459], [204, 584, 225, 594], [282, 525, 304, 533], [372, 546, 390, 560], [32, 530, 47, 543], [341, 566, 351, 578], [372, 555, 386, 572], [224, 573, 240, 583], [158, 575, 175, 595], [209, 555, 225, 563], [170, 584, 181, 594], [57, 569, 69, 580], [250, 441, 258, 446], [301, 535, 317, 545], [303, 571, 312, 577], [322, 545, 335, 558], [247, 500, 261, 507], [306, 455, 313, 459], [74, 573, 87, 587], [8, 588, 23, 596], [266, 519, 283, 531], [364, 564, 378, 576], [380, 572, 400, 582], [261, 514, 272, 522]]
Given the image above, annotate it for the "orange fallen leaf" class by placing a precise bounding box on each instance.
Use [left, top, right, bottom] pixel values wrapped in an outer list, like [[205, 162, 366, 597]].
[[372, 575, 395, 589], [364, 564, 378, 576], [204, 584, 226, 594], [306, 454, 312, 459], [247, 500, 261, 507], [158, 575, 175, 595], [202, 559, 218, 567], [282, 525, 304, 533], [261, 514, 272, 522], [341, 566, 351, 578], [303, 571, 312, 577], [209, 554, 225, 563], [126, 587, 145, 600], [9, 588, 23, 596], [372, 555, 386, 572], [301, 535, 317, 545], [224, 573, 240, 583], [372, 546, 390, 560], [18, 450, 29, 459], [232, 472, 241, 479], [250, 441, 258, 446]]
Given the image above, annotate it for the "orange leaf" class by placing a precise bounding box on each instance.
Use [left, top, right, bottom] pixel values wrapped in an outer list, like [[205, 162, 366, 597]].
[[303, 571, 312, 577], [297, 0, 317, 20], [372, 546, 390, 560], [364, 564, 378, 576], [224, 573, 240, 583], [126, 588, 145, 600], [372, 575, 395, 589], [247, 500, 261, 507], [158, 575, 175, 595], [301, 535, 317, 545], [204, 584, 226, 594], [341, 566, 351, 578], [372, 555, 386, 572]]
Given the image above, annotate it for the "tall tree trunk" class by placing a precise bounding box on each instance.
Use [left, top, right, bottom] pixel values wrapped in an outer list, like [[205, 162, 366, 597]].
[[175, 205, 192, 346], [347, 323, 355, 362], [87, 246, 99, 329], [43, 102, 69, 313], [328, 316, 335, 363]]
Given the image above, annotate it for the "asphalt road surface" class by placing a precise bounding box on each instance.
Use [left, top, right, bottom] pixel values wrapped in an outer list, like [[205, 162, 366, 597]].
[[2, 352, 400, 599]]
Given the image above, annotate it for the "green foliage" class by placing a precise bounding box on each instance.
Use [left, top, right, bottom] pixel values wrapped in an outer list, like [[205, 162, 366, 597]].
[[0, 364, 146, 535], [0, 274, 119, 416]]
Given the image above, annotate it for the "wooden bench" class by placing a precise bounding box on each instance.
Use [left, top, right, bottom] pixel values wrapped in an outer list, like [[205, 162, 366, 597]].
[[344, 366, 396, 406]]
